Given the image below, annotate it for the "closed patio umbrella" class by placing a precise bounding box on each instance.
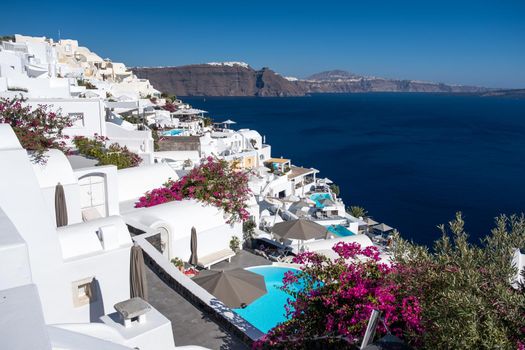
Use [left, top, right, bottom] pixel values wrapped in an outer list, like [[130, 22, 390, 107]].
[[130, 244, 148, 300], [192, 268, 267, 308], [373, 223, 393, 233], [54, 182, 68, 227], [189, 227, 198, 265]]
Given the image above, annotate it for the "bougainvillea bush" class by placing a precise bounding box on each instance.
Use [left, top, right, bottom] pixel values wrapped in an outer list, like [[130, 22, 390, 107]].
[[254, 242, 423, 349], [135, 157, 251, 223], [391, 213, 525, 349], [73, 134, 142, 169], [256, 214, 525, 349], [0, 97, 74, 163]]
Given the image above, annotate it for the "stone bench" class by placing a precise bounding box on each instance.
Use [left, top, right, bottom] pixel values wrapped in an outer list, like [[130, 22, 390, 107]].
[[197, 248, 236, 269]]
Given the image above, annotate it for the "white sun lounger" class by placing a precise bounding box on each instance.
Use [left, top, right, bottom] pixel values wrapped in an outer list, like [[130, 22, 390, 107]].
[[197, 248, 236, 269]]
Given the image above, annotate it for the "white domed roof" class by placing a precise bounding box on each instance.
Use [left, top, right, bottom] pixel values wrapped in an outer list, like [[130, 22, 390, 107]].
[[32, 149, 76, 188]]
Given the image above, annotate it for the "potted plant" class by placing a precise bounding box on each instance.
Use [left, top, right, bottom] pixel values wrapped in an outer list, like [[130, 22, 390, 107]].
[[243, 219, 256, 249], [229, 236, 241, 253], [170, 257, 185, 272]]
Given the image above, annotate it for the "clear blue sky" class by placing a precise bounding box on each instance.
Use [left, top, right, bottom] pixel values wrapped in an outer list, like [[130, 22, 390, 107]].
[[3, 0, 524, 88]]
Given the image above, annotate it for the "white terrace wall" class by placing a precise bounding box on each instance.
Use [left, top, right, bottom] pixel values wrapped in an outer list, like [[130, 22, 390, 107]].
[[105, 122, 154, 155], [123, 200, 242, 261], [117, 163, 178, 204], [267, 175, 293, 198], [25, 98, 107, 144], [257, 145, 272, 164], [57, 216, 132, 323], [0, 125, 132, 324], [33, 149, 83, 225], [0, 124, 70, 323], [170, 223, 242, 262], [0, 208, 32, 290]]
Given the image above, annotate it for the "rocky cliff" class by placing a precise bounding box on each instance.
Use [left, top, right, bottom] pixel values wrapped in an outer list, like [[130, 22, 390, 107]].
[[302, 70, 488, 93], [132, 65, 488, 96], [133, 63, 306, 97]]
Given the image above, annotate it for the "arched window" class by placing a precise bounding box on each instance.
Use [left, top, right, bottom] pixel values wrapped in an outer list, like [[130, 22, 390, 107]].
[[78, 173, 108, 218]]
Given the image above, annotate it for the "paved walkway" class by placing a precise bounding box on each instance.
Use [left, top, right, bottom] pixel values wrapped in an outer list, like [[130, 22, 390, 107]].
[[146, 250, 271, 350]]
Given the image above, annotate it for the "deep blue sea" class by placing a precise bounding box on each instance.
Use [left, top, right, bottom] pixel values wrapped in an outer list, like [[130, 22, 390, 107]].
[[184, 93, 525, 246]]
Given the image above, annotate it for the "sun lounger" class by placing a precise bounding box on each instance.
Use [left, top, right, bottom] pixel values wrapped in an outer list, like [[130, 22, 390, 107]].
[[268, 252, 295, 263], [279, 255, 295, 263], [254, 249, 270, 260], [197, 248, 236, 269]]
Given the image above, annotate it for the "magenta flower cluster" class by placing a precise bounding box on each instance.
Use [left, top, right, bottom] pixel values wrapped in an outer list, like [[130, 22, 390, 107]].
[[254, 242, 423, 349], [135, 156, 252, 223], [0, 97, 74, 164]]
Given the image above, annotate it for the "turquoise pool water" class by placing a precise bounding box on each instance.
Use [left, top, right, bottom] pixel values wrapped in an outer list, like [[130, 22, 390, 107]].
[[233, 266, 299, 333], [309, 193, 332, 208], [327, 224, 355, 237], [162, 129, 184, 136]]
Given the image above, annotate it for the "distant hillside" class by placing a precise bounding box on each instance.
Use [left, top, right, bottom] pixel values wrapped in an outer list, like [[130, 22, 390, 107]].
[[481, 88, 525, 98], [303, 70, 488, 94], [133, 63, 306, 97], [133, 65, 489, 96], [306, 70, 363, 81]]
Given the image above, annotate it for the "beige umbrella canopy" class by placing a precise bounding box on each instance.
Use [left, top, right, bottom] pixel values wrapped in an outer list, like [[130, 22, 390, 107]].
[[363, 217, 379, 226], [319, 198, 336, 208], [271, 219, 327, 241], [192, 268, 267, 308], [373, 223, 393, 233], [130, 245, 148, 300], [54, 182, 68, 227]]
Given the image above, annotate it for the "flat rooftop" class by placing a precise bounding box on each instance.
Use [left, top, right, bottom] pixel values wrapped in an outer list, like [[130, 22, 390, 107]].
[[288, 165, 316, 179], [264, 158, 290, 164]]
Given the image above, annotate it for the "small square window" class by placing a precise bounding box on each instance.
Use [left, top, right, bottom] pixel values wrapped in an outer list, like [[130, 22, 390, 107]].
[[72, 277, 96, 307]]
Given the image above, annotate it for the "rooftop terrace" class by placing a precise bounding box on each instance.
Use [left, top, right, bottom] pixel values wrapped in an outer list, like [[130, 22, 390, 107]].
[[145, 250, 270, 349]]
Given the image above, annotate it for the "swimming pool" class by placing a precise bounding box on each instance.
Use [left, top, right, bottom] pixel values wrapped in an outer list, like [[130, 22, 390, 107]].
[[327, 224, 355, 237], [162, 129, 184, 136], [309, 193, 332, 208], [233, 266, 300, 333]]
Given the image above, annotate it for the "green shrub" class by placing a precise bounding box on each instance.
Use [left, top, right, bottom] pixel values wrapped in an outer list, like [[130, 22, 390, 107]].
[[77, 79, 96, 89], [392, 212, 525, 349], [330, 184, 340, 196], [73, 135, 141, 169], [171, 257, 184, 268], [347, 205, 368, 218], [243, 219, 256, 241], [229, 236, 240, 251]]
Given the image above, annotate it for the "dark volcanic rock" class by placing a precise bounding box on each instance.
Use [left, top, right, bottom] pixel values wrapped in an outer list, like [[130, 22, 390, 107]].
[[133, 64, 306, 97], [133, 66, 488, 97]]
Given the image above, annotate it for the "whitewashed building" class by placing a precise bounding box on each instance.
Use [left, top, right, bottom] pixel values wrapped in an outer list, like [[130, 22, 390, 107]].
[[0, 124, 213, 349]]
